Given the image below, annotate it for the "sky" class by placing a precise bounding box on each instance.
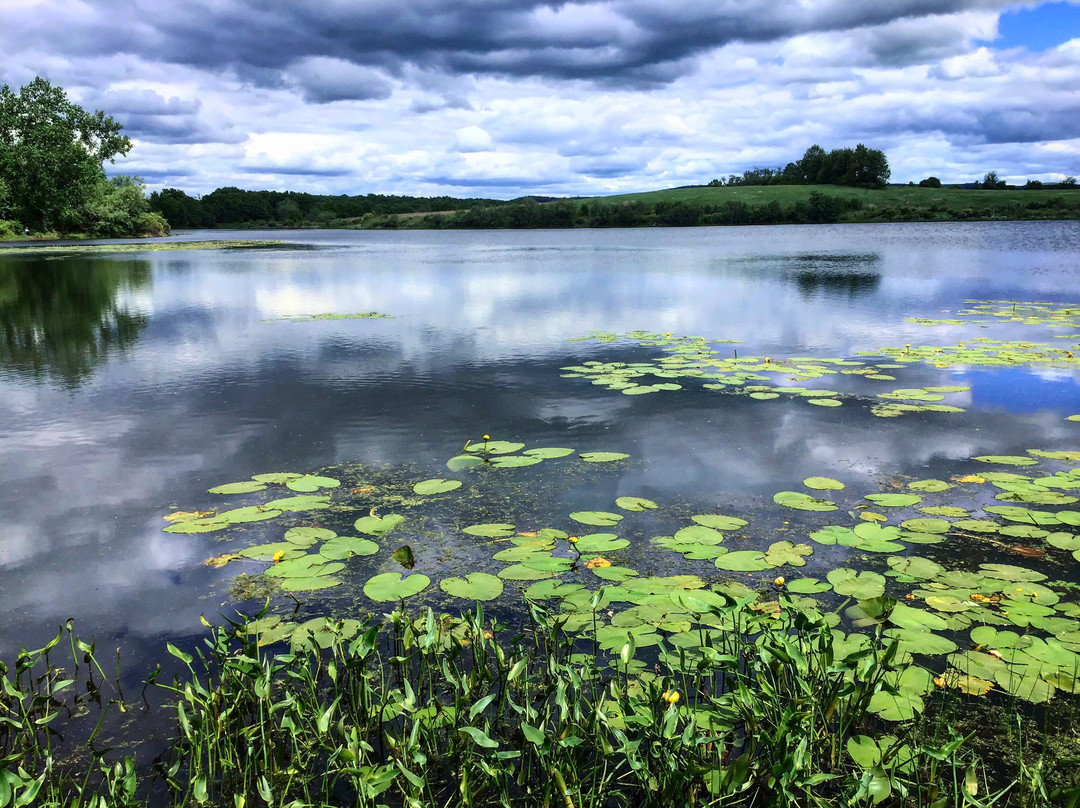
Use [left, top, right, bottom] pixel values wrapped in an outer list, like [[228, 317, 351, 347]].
[[1, 0, 1078, 199]]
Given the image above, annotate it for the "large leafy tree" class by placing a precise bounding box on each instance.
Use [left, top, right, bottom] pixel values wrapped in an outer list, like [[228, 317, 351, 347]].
[[0, 77, 131, 231]]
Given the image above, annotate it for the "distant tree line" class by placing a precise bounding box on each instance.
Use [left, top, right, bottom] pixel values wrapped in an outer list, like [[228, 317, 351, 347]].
[[0, 77, 168, 238], [148, 187, 511, 229], [708, 144, 891, 189], [376, 191, 864, 230]]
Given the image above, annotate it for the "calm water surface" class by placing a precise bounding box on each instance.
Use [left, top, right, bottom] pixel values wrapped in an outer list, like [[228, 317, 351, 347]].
[[2, 221, 1080, 668]]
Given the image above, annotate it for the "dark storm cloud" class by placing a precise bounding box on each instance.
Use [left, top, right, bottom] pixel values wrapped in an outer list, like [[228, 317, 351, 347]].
[[6, 0, 1017, 89]]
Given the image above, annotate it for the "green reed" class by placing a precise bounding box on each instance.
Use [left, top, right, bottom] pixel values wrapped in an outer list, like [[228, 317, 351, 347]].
[[6, 595, 1079, 807]]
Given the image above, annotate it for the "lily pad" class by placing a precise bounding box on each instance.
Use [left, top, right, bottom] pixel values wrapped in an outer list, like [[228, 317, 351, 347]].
[[320, 536, 379, 559], [616, 496, 658, 511], [251, 472, 303, 484], [786, 577, 831, 594], [803, 476, 845, 491], [208, 481, 267, 495], [463, 523, 516, 538], [413, 478, 463, 495], [575, 533, 629, 553], [974, 456, 1039, 467], [764, 541, 813, 567], [466, 441, 525, 455], [523, 447, 575, 459], [284, 526, 336, 546], [691, 514, 748, 530], [354, 513, 406, 535], [569, 511, 624, 527], [440, 573, 504, 601], [363, 572, 431, 602], [827, 569, 886, 599], [864, 493, 922, 508], [447, 455, 484, 471], [286, 475, 341, 492], [579, 452, 630, 463], [908, 479, 953, 492], [773, 491, 838, 512]]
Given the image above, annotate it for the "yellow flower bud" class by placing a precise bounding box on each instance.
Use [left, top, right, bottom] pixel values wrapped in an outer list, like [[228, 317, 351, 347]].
[[662, 690, 680, 704], [483, 434, 490, 441], [773, 576, 785, 587], [272, 550, 285, 564]]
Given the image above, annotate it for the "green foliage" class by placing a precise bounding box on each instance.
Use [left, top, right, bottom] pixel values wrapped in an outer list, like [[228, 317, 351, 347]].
[[918, 176, 942, 188], [0, 77, 130, 232], [731, 143, 891, 189]]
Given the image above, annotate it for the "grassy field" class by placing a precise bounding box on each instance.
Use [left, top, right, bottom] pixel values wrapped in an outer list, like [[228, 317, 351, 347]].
[[573, 183, 1080, 213]]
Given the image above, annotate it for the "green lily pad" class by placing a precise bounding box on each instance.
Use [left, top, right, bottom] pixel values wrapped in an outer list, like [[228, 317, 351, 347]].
[[440, 573, 504, 601], [882, 628, 957, 655], [764, 541, 813, 567], [240, 542, 304, 561], [865, 493, 922, 508], [413, 478, 463, 495], [574, 533, 630, 553], [466, 441, 525, 455], [979, 563, 1047, 582], [868, 690, 924, 721], [889, 603, 948, 631], [673, 525, 725, 545], [363, 572, 431, 602], [809, 525, 854, 545], [807, 398, 842, 407], [284, 526, 336, 546], [579, 452, 630, 463], [847, 736, 883, 769], [251, 472, 303, 484], [899, 518, 950, 534], [320, 536, 379, 559], [266, 557, 343, 579], [827, 569, 886, 599], [569, 511, 624, 527], [920, 506, 969, 517], [491, 455, 544, 468], [447, 455, 484, 471], [804, 476, 845, 490], [354, 513, 406, 535], [691, 514, 748, 530], [286, 475, 341, 492], [280, 577, 342, 592], [523, 447, 575, 458], [591, 565, 639, 582], [908, 479, 953, 492], [974, 456, 1039, 466], [463, 523, 516, 538], [218, 506, 282, 524], [208, 481, 267, 495], [786, 577, 831, 594], [616, 496, 658, 511], [773, 491, 838, 512], [887, 556, 945, 580]]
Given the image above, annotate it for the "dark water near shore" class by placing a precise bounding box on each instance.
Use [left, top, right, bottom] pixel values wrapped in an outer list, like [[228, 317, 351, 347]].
[[2, 221, 1080, 677]]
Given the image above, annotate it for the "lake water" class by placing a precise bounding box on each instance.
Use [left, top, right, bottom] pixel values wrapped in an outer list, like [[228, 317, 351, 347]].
[[3, 221, 1080, 678]]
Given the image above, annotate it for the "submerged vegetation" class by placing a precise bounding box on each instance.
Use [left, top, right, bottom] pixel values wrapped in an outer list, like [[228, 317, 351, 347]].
[[6, 297, 1080, 805]]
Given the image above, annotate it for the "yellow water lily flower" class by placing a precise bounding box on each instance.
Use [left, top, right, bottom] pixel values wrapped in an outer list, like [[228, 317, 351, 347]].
[[773, 576, 785, 587], [662, 690, 680, 704], [483, 434, 490, 441], [273, 550, 285, 563], [568, 536, 579, 544]]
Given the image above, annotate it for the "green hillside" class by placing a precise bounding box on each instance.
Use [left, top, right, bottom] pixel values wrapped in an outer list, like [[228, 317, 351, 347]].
[[573, 183, 1080, 219]]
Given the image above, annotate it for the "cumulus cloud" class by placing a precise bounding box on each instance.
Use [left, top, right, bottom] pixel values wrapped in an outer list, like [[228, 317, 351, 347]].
[[1, 0, 1078, 196]]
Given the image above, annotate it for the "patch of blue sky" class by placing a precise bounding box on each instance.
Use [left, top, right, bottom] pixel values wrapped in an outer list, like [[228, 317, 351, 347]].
[[991, 2, 1080, 52]]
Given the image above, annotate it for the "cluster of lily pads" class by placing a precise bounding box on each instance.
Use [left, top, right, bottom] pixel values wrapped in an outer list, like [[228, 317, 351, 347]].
[[445, 439, 626, 470], [267, 311, 394, 322], [560, 331, 976, 417], [165, 433, 1080, 721]]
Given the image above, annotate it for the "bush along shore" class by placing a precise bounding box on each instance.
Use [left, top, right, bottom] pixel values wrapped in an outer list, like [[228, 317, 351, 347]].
[[3, 595, 1078, 807]]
